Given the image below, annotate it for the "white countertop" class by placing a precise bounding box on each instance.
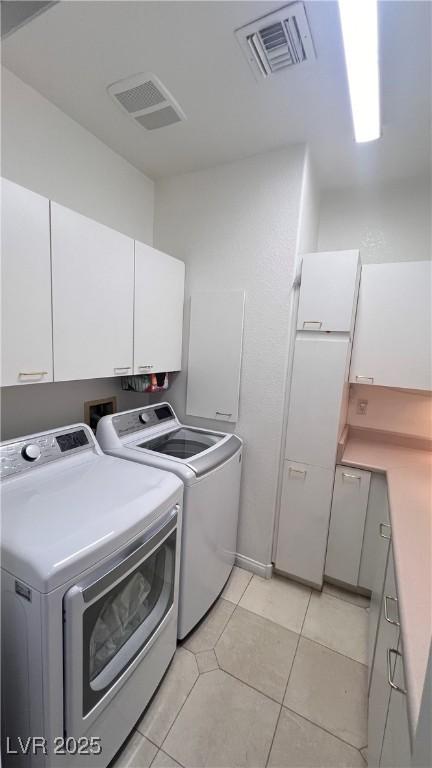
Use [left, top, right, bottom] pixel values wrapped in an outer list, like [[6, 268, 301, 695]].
[[341, 436, 432, 732]]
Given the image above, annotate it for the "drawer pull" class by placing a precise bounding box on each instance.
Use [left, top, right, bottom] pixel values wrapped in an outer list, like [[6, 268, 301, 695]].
[[342, 472, 361, 483], [19, 371, 48, 377], [355, 376, 374, 384], [379, 522, 391, 540], [216, 411, 232, 418], [303, 321, 322, 330], [384, 595, 400, 627], [387, 648, 407, 694], [289, 467, 307, 479]]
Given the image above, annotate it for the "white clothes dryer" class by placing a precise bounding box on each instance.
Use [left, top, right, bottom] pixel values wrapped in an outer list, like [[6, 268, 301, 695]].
[[1, 424, 183, 768]]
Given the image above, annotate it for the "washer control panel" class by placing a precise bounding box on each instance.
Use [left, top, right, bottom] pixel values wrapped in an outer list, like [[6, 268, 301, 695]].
[[113, 404, 175, 438], [0, 427, 93, 480]]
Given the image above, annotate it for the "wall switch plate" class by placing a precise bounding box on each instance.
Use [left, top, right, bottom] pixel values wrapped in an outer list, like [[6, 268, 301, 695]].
[[356, 399, 368, 416]]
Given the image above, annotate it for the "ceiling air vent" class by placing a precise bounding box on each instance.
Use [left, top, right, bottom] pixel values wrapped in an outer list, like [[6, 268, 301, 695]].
[[235, 2, 315, 81], [107, 73, 186, 131]]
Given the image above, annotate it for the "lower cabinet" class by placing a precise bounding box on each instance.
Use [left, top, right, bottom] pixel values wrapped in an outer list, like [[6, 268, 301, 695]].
[[275, 461, 334, 587], [325, 465, 371, 586]]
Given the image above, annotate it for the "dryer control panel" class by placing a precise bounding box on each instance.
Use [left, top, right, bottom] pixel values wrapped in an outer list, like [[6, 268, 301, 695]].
[[0, 426, 94, 479], [112, 404, 176, 438]]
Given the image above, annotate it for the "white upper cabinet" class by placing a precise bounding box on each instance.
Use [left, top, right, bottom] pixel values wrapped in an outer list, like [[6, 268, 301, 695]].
[[285, 334, 351, 469], [297, 250, 360, 333], [186, 291, 245, 423], [134, 242, 185, 374], [1, 179, 53, 387], [51, 203, 134, 382], [350, 261, 432, 390]]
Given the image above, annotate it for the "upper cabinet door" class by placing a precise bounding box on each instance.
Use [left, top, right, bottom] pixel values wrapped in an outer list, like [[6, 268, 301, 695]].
[[51, 203, 134, 382], [186, 291, 245, 423], [350, 261, 432, 390], [1, 178, 53, 387], [297, 250, 360, 333], [134, 242, 185, 374]]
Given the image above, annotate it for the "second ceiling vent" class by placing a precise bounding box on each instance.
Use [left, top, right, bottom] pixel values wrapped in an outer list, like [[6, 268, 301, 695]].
[[108, 73, 186, 131], [235, 2, 315, 80]]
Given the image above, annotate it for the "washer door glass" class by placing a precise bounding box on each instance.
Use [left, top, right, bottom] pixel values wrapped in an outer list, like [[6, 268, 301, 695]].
[[138, 428, 221, 459], [82, 529, 176, 717]]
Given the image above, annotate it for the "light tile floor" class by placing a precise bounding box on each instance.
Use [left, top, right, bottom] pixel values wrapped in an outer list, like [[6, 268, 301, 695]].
[[112, 569, 369, 768]]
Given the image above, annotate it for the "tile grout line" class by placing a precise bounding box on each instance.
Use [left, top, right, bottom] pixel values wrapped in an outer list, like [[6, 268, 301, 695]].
[[157, 670, 201, 763], [320, 588, 370, 612], [299, 632, 368, 668], [264, 590, 313, 768], [282, 702, 368, 754], [223, 568, 253, 606]]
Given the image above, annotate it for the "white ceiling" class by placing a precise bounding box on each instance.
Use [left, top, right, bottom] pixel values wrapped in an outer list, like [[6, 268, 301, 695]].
[[2, 0, 431, 187]]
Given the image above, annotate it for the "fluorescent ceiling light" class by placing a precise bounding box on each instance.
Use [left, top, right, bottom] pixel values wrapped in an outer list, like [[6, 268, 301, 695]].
[[338, 0, 381, 143]]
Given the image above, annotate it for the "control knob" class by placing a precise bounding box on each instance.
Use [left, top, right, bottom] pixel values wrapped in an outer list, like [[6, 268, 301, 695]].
[[139, 413, 150, 424], [21, 444, 41, 462]]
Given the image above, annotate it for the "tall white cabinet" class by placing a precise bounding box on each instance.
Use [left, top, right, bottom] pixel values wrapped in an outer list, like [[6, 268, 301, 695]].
[[1, 178, 53, 387], [134, 242, 185, 374], [275, 250, 360, 587], [51, 203, 135, 382]]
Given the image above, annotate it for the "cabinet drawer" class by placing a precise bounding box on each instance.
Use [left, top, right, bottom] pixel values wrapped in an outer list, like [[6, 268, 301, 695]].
[[276, 462, 334, 587], [325, 465, 371, 586]]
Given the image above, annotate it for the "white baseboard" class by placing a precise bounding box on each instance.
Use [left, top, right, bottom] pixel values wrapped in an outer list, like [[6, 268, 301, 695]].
[[235, 553, 273, 580]]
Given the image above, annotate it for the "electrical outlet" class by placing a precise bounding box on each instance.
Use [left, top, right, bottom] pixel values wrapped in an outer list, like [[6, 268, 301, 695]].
[[357, 399, 368, 416]]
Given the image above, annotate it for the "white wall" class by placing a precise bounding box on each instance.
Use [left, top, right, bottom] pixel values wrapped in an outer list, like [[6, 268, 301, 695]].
[[318, 177, 431, 264], [2, 68, 154, 241], [154, 146, 306, 570], [1, 68, 153, 439]]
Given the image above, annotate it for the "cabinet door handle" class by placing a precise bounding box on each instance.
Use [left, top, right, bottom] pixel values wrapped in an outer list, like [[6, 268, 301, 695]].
[[379, 522, 391, 540], [342, 472, 361, 483], [114, 366, 131, 373], [355, 376, 374, 384], [19, 371, 48, 378], [289, 467, 307, 479], [216, 411, 232, 418], [138, 365, 153, 370], [384, 595, 400, 627], [387, 648, 407, 694], [303, 321, 322, 330]]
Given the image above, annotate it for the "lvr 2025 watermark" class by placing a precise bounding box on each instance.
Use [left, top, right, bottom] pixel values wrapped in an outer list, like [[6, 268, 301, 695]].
[[5, 736, 102, 755]]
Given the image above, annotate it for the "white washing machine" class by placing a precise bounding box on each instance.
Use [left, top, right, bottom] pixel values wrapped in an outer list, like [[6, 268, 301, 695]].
[[97, 403, 243, 639], [1, 424, 183, 768]]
